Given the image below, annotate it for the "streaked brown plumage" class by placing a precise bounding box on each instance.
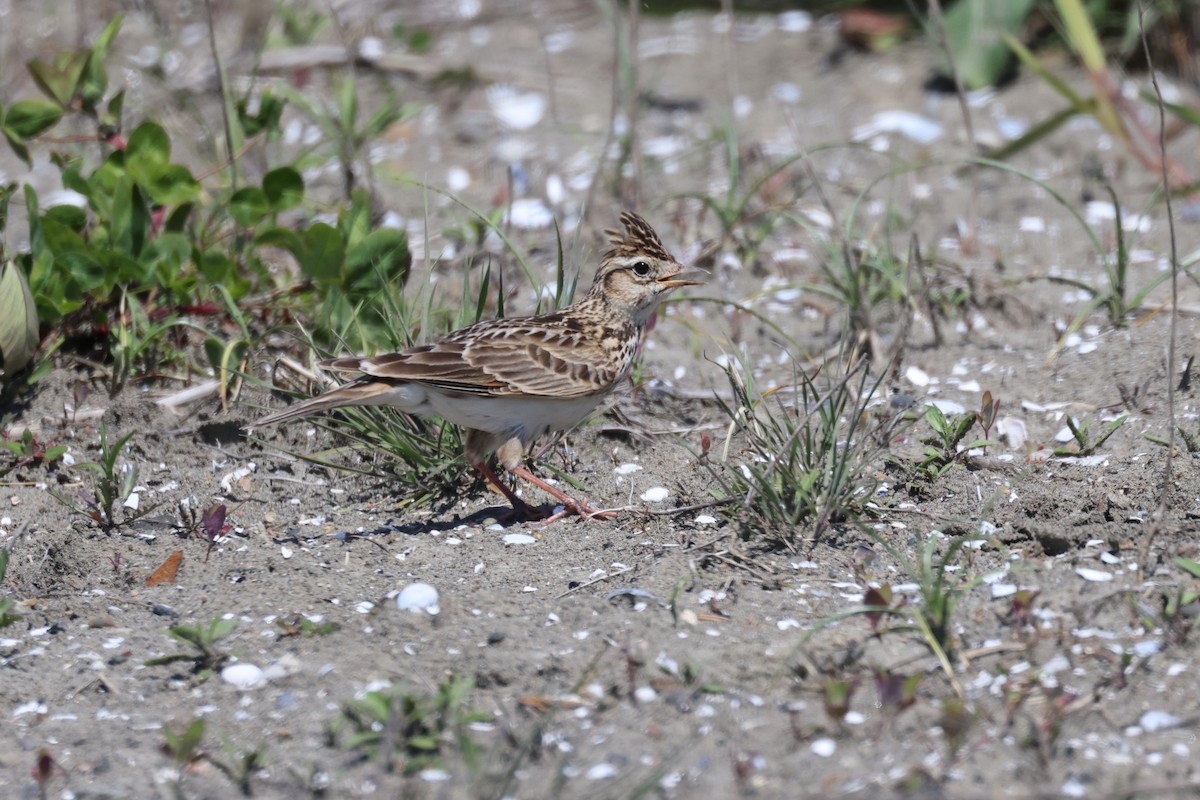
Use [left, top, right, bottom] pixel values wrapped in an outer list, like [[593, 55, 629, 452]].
[[252, 211, 703, 520]]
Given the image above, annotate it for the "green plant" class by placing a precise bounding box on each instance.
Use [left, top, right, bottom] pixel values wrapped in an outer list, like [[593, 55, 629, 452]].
[[210, 736, 268, 798], [332, 674, 489, 774], [203, 286, 253, 410], [161, 718, 207, 794], [144, 616, 237, 678], [0, 429, 67, 477], [49, 425, 150, 530], [1052, 414, 1128, 457], [275, 613, 338, 638], [257, 188, 411, 352], [681, 126, 808, 266], [938, 0, 1034, 89], [276, 70, 416, 201], [917, 403, 991, 477], [0, 548, 20, 628], [1134, 556, 1200, 644], [0, 257, 39, 379], [703, 349, 901, 548], [802, 532, 1002, 692]]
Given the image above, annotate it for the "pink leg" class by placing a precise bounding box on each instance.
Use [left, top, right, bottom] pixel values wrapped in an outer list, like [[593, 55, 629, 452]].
[[471, 461, 615, 522], [473, 461, 550, 521], [507, 465, 616, 521]]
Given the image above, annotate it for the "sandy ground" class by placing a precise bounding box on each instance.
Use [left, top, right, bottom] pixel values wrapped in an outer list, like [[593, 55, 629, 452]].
[[4, 2, 1200, 798]]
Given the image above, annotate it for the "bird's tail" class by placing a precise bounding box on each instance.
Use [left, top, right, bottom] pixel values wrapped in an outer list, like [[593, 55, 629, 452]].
[[249, 379, 399, 430]]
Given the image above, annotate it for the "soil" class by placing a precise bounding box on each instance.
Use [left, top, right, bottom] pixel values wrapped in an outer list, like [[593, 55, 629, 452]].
[[4, 3, 1200, 799]]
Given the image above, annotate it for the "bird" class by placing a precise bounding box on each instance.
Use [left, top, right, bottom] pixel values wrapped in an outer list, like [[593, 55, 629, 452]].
[[252, 211, 704, 521]]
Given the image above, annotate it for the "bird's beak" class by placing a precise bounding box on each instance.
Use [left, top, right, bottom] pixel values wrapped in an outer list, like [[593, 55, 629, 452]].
[[656, 267, 708, 288]]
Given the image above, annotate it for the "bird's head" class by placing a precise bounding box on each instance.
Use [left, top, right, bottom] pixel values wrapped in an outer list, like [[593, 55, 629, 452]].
[[589, 212, 705, 323]]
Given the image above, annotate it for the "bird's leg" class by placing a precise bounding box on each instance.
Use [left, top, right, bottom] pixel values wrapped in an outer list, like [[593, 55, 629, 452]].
[[506, 464, 617, 521], [472, 460, 550, 521]]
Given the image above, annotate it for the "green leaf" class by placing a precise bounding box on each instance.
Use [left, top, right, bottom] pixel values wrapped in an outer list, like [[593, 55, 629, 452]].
[[0, 182, 15, 235], [4, 99, 63, 139], [2, 128, 31, 168], [254, 226, 301, 254], [44, 204, 87, 232], [229, 187, 270, 227], [124, 122, 171, 187], [262, 167, 304, 210], [345, 227, 410, 289], [80, 16, 122, 109], [0, 261, 39, 377], [943, 0, 1034, 89], [340, 189, 372, 249], [1175, 556, 1200, 580], [299, 223, 344, 282], [147, 164, 199, 207], [26, 51, 89, 108]]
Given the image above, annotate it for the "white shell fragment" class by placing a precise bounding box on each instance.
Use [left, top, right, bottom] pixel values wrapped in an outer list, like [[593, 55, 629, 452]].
[[487, 85, 546, 130], [397, 582, 441, 615], [811, 738, 837, 757], [1140, 710, 1181, 732], [640, 487, 670, 502], [852, 110, 944, 144], [996, 417, 1027, 450], [221, 663, 265, 690], [503, 533, 537, 545], [905, 365, 930, 387], [505, 198, 553, 229], [1075, 567, 1114, 583]]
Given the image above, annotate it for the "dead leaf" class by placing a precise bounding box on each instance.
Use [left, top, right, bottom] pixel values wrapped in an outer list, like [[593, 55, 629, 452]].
[[145, 550, 182, 586]]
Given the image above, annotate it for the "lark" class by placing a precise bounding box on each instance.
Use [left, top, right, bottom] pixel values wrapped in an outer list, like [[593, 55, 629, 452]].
[[252, 212, 704, 520]]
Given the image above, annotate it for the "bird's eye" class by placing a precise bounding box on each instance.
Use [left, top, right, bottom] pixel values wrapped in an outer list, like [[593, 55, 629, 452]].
[[632, 261, 651, 277]]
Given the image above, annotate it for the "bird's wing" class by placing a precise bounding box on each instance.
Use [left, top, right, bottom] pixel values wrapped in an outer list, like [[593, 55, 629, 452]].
[[321, 318, 625, 398]]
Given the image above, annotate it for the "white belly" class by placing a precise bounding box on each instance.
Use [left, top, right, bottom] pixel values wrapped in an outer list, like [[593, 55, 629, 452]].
[[427, 391, 605, 443]]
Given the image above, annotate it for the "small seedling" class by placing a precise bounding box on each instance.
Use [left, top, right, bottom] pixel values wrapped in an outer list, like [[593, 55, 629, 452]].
[[863, 584, 904, 635], [1009, 589, 1040, 633], [0, 548, 19, 628], [31, 748, 59, 800], [977, 390, 999, 449], [0, 429, 66, 476], [1052, 414, 1127, 457], [1133, 557, 1200, 644], [874, 668, 922, 714], [822, 677, 855, 725], [939, 697, 971, 757], [918, 403, 990, 476], [161, 718, 207, 793], [145, 616, 237, 678], [275, 613, 338, 638], [332, 674, 488, 774], [50, 425, 154, 530], [209, 736, 268, 798]]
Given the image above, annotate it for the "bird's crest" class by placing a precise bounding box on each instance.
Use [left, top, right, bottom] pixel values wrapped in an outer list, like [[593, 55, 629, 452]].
[[604, 211, 674, 263]]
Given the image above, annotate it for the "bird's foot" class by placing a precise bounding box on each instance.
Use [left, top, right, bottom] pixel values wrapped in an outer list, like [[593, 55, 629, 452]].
[[539, 498, 617, 525], [473, 461, 616, 525]]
